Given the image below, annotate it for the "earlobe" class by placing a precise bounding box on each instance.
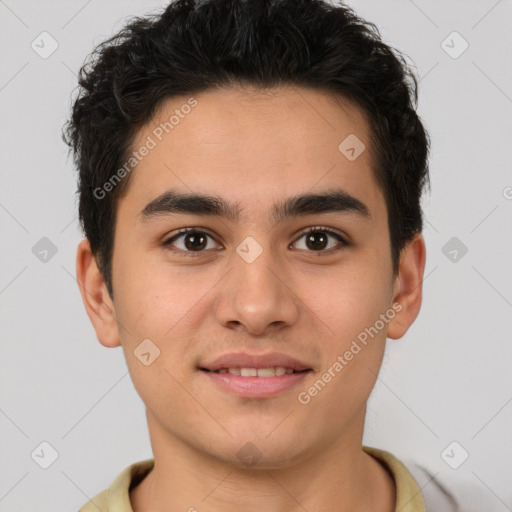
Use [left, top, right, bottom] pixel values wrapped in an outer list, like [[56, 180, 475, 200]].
[[76, 238, 121, 348], [387, 232, 427, 340]]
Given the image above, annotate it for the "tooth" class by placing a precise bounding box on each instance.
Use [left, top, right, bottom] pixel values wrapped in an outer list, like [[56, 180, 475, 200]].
[[240, 368, 258, 377], [257, 368, 275, 377], [222, 367, 296, 377]]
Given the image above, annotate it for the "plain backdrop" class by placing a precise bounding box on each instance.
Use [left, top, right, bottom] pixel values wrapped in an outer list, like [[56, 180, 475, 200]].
[[1, 0, 511, 510]]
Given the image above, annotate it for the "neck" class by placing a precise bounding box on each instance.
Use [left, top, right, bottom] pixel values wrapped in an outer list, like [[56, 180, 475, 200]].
[[131, 409, 395, 512]]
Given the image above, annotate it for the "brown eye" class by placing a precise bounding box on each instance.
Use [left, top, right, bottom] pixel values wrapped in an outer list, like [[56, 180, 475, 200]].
[[182, 232, 208, 251], [164, 229, 218, 255], [292, 227, 347, 252], [305, 231, 329, 250], [163, 226, 347, 257]]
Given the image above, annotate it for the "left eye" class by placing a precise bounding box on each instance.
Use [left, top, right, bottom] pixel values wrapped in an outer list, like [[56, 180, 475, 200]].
[[163, 227, 346, 255], [291, 227, 346, 252]]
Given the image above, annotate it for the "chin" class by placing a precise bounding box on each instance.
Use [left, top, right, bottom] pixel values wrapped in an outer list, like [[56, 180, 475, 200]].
[[205, 431, 309, 470]]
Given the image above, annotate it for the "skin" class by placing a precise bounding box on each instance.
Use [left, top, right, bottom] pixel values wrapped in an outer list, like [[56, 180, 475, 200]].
[[76, 85, 426, 512]]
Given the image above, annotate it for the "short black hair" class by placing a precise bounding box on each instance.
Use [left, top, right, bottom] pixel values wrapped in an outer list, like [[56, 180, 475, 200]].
[[63, 0, 430, 298]]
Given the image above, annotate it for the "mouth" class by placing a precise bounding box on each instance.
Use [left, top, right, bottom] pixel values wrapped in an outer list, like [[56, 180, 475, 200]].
[[200, 367, 310, 377], [198, 352, 313, 398]]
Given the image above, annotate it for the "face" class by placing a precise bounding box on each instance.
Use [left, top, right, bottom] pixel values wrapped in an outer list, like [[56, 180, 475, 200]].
[[82, 85, 422, 468]]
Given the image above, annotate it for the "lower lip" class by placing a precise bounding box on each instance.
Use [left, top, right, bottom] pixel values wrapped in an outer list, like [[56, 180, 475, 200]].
[[200, 370, 311, 398]]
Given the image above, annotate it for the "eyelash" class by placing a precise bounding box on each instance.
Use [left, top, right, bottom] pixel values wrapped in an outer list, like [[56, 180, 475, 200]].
[[163, 226, 348, 257]]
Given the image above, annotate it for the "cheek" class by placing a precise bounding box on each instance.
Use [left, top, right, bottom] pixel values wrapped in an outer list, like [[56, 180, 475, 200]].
[[295, 266, 390, 422], [303, 261, 391, 342], [298, 255, 392, 404], [112, 258, 194, 412], [113, 245, 183, 333], [112, 249, 223, 372]]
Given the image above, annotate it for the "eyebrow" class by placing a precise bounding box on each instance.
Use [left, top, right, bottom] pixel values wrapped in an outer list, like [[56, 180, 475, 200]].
[[139, 188, 370, 224]]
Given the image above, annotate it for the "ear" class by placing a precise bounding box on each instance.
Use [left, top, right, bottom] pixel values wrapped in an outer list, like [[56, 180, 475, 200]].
[[387, 232, 427, 340], [76, 238, 121, 348]]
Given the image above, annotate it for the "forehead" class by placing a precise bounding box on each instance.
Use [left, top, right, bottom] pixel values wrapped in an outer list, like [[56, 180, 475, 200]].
[[122, 85, 384, 222]]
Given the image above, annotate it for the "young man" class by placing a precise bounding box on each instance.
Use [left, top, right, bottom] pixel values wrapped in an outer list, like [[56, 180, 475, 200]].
[[64, 0, 434, 510]]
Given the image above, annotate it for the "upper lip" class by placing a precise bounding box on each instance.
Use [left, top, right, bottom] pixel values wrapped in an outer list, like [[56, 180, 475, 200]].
[[200, 352, 312, 372]]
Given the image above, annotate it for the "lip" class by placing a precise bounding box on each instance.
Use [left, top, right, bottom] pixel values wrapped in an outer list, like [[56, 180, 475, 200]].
[[201, 370, 311, 398], [200, 351, 311, 372], [199, 351, 312, 398]]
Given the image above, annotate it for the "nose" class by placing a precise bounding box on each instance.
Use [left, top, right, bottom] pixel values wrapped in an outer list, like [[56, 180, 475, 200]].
[[213, 245, 300, 336]]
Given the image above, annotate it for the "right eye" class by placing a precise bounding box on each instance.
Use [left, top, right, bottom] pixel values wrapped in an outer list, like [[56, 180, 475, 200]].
[[163, 228, 221, 256]]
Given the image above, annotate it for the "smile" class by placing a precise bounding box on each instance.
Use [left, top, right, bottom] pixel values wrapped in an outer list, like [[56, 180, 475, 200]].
[[206, 367, 303, 377]]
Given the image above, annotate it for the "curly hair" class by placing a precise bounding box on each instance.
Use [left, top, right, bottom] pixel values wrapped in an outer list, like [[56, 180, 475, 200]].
[[63, 0, 430, 298]]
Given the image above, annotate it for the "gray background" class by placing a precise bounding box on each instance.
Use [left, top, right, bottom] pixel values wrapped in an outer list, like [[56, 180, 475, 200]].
[[1, 0, 511, 510]]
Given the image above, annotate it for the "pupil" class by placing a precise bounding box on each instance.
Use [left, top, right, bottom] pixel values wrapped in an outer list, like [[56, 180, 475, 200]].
[[185, 233, 207, 251], [306, 232, 327, 251]]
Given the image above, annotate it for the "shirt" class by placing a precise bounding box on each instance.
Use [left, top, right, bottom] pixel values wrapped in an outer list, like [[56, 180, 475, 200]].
[[77, 445, 428, 512]]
